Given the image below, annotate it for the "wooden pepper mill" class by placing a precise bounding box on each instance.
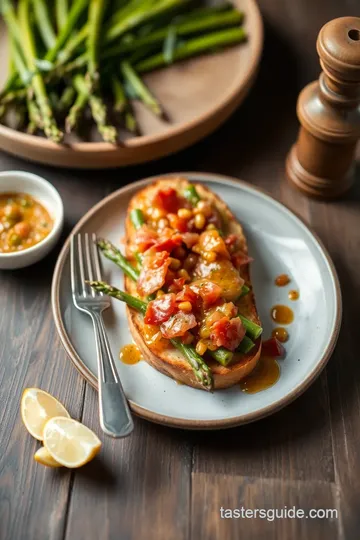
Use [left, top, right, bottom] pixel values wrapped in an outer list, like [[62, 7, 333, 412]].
[[286, 17, 360, 198]]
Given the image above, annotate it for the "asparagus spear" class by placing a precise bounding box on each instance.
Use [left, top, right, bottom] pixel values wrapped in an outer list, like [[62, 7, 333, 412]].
[[130, 208, 145, 229], [57, 24, 89, 65], [58, 85, 76, 113], [89, 94, 118, 143], [111, 77, 139, 134], [97, 238, 140, 282], [136, 27, 247, 73], [105, 0, 187, 44], [45, 0, 88, 63], [183, 184, 200, 206], [27, 97, 43, 133], [88, 280, 213, 390], [32, 0, 56, 49], [65, 74, 89, 133], [87, 0, 107, 91], [18, 0, 63, 142], [121, 61, 162, 117], [238, 315, 263, 340], [56, 0, 68, 32]]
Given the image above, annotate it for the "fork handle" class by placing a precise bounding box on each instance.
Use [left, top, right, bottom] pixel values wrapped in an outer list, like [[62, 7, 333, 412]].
[[90, 310, 134, 438]]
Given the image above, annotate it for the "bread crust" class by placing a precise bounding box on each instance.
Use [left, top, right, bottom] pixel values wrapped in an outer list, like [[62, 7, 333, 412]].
[[124, 177, 262, 390]]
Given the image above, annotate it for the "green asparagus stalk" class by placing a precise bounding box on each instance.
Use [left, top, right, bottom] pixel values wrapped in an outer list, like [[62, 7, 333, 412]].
[[183, 184, 201, 206], [27, 97, 43, 133], [111, 77, 139, 134], [238, 315, 263, 340], [58, 85, 76, 112], [89, 94, 118, 143], [97, 238, 140, 282], [136, 26, 247, 73], [87, 0, 107, 90], [88, 280, 213, 390], [237, 335, 255, 354], [56, 0, 68, 32], [32, 0, 56, 49], [105, 0, 187, 44], [2, 0, 23, 49], [239, 284, 250, 297], [121, 61, 162, 116], [56, 24, 89, 65], [125, 110, 138, 134], [18, 0, 63, 142], [130, 208, 145, 229], [65, 74, 89, 133], [45, 0, 88, 63]]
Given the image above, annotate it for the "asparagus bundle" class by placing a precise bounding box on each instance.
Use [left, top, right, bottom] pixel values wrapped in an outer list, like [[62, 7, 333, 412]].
[[0, 0, 247, 143]]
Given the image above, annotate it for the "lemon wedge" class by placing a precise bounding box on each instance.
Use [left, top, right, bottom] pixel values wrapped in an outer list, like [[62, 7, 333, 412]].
[[43, 417, 101, 468], [21, 388, 70, 441], [34, 446, 62, 468]]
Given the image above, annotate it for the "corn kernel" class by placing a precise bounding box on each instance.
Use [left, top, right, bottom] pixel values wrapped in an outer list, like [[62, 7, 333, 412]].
[[199, 326, 211, 339], [196, 340, 208, 356], [206, 223, 216, 230], [194, 213, 206, 229], [152, 207, 166, 220], [168, 213, 178, 228], [178, 269, 190, 281], [156, 290, 165, 297], [173, 246, 187, 259], [195, 200, 212, 217], [169, 258, 181, 270], [178, 301, 192, 312], [158, 218, 169, 230], [203, 251, 217, 263], [178, 208, 192, 219]]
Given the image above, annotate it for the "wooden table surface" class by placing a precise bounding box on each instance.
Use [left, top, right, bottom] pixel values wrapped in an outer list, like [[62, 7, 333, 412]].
[[1, 1, 360, 539]]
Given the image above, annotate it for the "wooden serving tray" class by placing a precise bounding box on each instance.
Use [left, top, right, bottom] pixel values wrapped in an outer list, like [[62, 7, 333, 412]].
[[0, 0, 263, 169]]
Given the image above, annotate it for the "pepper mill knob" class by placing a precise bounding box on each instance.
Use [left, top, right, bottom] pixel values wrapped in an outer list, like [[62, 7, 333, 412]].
[[286, 17, 360, 198]]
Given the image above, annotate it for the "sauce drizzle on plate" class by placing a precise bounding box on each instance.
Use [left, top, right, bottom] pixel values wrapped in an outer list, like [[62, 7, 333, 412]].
[[274, 274, 290, 287], [240, 356, 280, 394], [119, 344, 142, 365], [271, 327, 289, 342], [271, 305, 294, 325], [288, 290, 299, 301]]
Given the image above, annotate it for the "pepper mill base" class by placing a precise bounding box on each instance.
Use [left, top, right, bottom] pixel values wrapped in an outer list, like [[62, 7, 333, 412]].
[[286, 144, 355, 199]]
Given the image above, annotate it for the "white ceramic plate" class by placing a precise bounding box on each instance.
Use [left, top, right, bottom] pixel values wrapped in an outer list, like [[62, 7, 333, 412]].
[[52, 173, 342, 429]]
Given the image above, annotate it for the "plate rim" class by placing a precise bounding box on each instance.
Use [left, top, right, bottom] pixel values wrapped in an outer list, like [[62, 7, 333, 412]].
[[0, 0, 263, 167], [51, 172, 342, 430]]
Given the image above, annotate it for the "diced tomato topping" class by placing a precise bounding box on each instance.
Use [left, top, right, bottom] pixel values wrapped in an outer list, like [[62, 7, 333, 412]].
[[137, 250, 171, 296], [168, 277, 186, 294], [261, 337, 286, 358], [190, 279, 222, 309], [154, 187, 181, 213], [197, 230, 230, 259], [210, 316, 245, 351], [135, 225, 158, 252], [176, 285, 198, 305], [181, 232, 199, 248], [231, 251, 253, 270], [153, 234, 183, 253], [160, 311, 197, 338], [224, 234, 238, 249], [144, 293, 177, 325]]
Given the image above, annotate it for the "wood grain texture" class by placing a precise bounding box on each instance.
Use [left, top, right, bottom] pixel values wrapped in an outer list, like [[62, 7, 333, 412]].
[[1, 0, 360, 539]]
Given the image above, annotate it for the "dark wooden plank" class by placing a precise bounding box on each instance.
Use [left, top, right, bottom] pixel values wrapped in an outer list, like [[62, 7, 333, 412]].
[[191, 473, 340, 540], [0, 157, 107, 540], [65, 385, 192, 540], [307, 172, 360, 540]]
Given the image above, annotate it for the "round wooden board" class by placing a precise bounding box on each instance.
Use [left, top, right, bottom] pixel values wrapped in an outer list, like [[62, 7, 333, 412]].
[[0, 1, 263, 169]]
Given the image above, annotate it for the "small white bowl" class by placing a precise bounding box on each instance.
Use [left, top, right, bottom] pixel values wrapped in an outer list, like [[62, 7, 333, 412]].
[[0, 171, 64, 270]]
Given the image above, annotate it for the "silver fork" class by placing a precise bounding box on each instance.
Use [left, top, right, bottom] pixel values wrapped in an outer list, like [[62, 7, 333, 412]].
[[70, 233, 134, 438]]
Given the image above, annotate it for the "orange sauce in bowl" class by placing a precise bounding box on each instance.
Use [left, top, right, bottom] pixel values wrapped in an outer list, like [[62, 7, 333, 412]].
[[0, 193, 53, 253]]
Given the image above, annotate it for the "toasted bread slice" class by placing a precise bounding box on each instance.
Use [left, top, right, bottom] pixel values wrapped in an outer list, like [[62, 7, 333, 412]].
[[125, 178, 262, 390]]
